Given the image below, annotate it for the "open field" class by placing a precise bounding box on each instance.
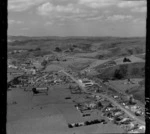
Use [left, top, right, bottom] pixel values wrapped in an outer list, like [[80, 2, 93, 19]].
[[108, 78, 143, 92], [7, 83, 125, 134], [126, 86, 145, 104], [95, 62, 145, 80], [106, 78, 145, 104]]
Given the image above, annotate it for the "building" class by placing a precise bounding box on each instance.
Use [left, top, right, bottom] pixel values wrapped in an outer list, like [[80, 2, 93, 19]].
[[114, 111, 123, 116], [78, 79, 94, 87], [139, 125, 145, 131], [25, 68, 36, 75], [85, 102, 97, 109]]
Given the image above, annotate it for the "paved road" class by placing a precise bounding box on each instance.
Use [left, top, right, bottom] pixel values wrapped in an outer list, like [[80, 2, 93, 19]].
[[60, 70, 87, 92], [60, 70, 145, 125], [92, 93, 145, 125]]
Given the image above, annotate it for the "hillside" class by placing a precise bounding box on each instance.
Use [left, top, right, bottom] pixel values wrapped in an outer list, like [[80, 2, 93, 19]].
[[96, 62, 145, 80], [8, 36, 145, 59]]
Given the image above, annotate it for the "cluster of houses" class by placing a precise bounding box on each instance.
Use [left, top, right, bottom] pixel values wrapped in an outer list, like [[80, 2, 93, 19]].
[[111, 94, 144, 117], [69, 79, 145, 133], [8, 49, 27, 54], [8, 57, 43, 75]]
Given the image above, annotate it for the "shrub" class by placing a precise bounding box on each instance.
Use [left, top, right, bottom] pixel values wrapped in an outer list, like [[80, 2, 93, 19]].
[[35, 47, 41, 51], [84, 121, 90, 125], [135, 47, 143, 54], [41, 60, 48, 67], [73, 45, 77, 48], [55, 47, 62, 52], [74, 123, 79, 127], [28, 49, 34, 52], [114, 69, 124, 79], [97, 55, 104, 59], [131, 67, 139, 76], [114, 65, 128, 79], [68, 124, 73, 128], [69, 47, 74, 52], [127, 49, 133, 55]]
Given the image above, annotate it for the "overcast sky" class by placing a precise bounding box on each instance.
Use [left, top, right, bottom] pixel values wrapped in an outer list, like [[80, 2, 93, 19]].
[[8, 0, 146, 37]]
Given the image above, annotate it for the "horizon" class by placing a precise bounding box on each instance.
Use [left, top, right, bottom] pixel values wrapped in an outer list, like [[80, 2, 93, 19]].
[[8, 35, 146, 38]]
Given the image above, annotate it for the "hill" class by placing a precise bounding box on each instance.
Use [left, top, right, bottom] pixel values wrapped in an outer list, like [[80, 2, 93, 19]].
[[8, 36, 145, 59]]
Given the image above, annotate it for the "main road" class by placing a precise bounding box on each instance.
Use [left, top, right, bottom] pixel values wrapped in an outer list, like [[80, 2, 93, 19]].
[[60, 70, 145, 125]]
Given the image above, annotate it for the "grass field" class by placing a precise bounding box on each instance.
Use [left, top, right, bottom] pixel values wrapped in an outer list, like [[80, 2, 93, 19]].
[[7, 81, 125, 134]]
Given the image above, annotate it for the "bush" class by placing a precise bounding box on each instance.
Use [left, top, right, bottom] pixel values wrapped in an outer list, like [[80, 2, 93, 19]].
[[97, 102, 103, 108], [131, 67, 139, 76], [41, 60, 48, 67], [84, 121, 90, 125], [120, 65, 128, 76], [74, 123, 79, 127], [114, 65, 128, 79], [55, 47, 62, 52], [73, 45, 77, 48], [69, 47, 74, 52], [97, 55, 104, 59], [127, 49, 133, 55], [68, 124, 73, 128], [114, 69, 124, 79], [28, 49, 34, 52], [135, 47, 143, 54], [35, 47, 41, 51]]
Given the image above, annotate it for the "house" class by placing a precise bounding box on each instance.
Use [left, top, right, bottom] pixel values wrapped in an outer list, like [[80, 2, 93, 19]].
[[25, 68, 36, 75], [8, 64, 18, 69], [119, 118, 131, 123], [114, 111, 123, 116], [130, 105, 139, 112], [78, 79, 94, 87], [139, 125, 145, 130], [85, 102, 97, 109], [125, 106, 129, 109]]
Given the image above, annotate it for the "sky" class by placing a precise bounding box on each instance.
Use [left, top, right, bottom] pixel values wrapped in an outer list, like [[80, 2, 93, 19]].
[[8, 0, 147, 37]]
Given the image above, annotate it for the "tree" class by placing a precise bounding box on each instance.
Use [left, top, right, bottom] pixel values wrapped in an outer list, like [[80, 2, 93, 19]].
[[55, 47, 62, 52], [41, 60, 48, 67], [69, 47, 74, 52], [114, 69, 123, 79], [120, 65, 128, 76], [125, 89, 129, 94], [84, 121, 90, 125], [114, 65, 128, 79], [12, 60, 17, 65], [28, 49, 34, 52], [135, 47, 143, 54], [131, 67, 139, 76], [127, 49, 133, 55], [35, 47, 41, 51], [97, 102, 103, 108], [68, 124, 73, 128], [73, 45, 77, 48], [97, 55, 104, 59]]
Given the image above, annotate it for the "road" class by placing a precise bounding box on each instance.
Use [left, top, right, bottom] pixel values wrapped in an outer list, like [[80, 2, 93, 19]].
[[93, 93, 145, 125], [60, 70, 87, 92], [60, 70, 145, 125]]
